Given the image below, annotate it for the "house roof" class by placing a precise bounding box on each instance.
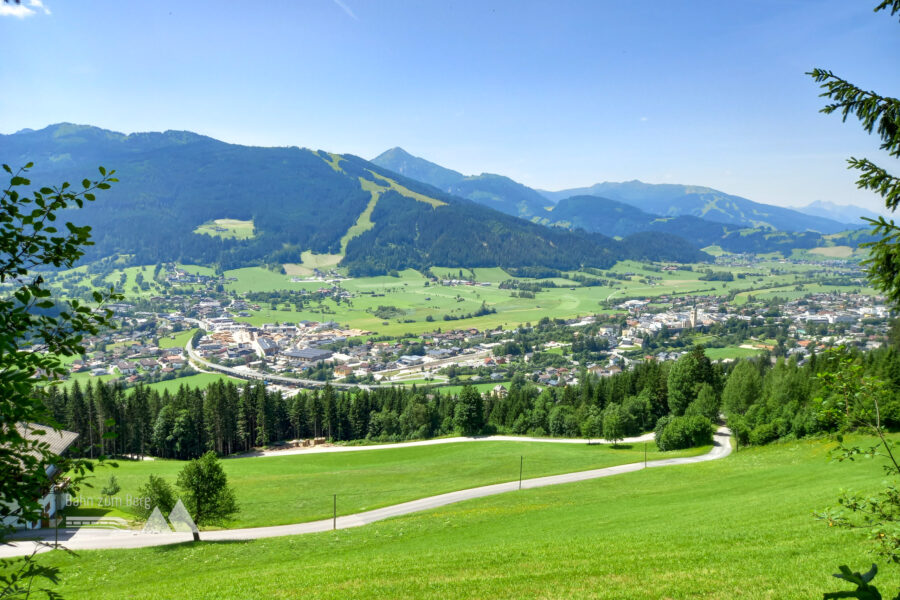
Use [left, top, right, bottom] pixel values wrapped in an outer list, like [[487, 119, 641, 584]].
[[14, 423, 79, 459], [283, 348, 333, 361]]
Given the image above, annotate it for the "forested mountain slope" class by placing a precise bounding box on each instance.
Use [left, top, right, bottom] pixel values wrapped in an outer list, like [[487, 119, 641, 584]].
[[372, 147, 865, 252], [1, 124, 709, 273]]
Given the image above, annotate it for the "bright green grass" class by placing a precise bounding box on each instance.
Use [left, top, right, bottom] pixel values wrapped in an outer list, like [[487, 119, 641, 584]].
[[701, 244, 728, 256], [71, 441, 699, 529], [437, 381, 511, 395], [370, 170, 446, 208], [158, 329, 197, 349], [178, 264, 217, 276], [340, 178, 382, 253], [57, 371, 118, 391], [142, 373, 240, 394], [704, 346, 763, 360], [229, 267, 621, 336], [192, 218, 255, 240], [32, 436, 897, 599], [223, 266, 317, 294], [732, 283, 876, 305]]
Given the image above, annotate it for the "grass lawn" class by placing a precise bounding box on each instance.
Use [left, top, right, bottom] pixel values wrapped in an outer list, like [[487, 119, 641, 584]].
[[57, 371, 119, 391], [809, 245, 855, 258], [70, 441, 703, 529], [438, 381, 511, 395], [192, 218, 255, 240], [705, 346, 763, 360], [158, 328, 197, 349], [31, 435, 897, 599], [143, 373, 240, 394]]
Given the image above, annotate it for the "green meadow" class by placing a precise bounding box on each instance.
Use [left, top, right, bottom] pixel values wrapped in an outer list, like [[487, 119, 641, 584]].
[[142, 373, 240, 394], [704, 346, 764, 360], [32, 435, 898, 599], [42, 257, 871, 339], [192, 219, 255, 240], [218, 260, 871, 336], [71, 441, 702, 529]]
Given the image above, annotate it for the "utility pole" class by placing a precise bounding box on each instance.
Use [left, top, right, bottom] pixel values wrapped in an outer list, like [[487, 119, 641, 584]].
[[54, 488, 60, 549], [518, 456, 523, 490]]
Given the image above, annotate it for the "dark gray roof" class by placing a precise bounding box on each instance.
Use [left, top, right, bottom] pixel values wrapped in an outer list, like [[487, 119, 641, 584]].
[[283, 348, 332, 361], [14, 423, 79, 458]]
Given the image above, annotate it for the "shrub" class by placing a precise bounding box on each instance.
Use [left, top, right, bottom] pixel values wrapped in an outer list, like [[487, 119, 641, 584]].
[[134, 474, 176, 519], [749, 422, 779, 446], [655, 415, 714, 451]]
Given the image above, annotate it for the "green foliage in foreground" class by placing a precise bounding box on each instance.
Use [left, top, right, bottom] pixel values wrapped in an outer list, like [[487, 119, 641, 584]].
[[27, 436, 898, 599], [176, 451, 238, 526], [73, 441, 700, 529]]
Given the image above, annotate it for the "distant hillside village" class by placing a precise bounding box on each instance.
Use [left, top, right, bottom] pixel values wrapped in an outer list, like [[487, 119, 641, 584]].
[[49, 269, 890, 394]]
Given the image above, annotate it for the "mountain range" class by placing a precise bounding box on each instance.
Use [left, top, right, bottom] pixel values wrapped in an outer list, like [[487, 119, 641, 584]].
[[0, 124, 709, 275], [371, 147, 874, 253], [371, 148, 873, 234], [792, 200, 881, 226]]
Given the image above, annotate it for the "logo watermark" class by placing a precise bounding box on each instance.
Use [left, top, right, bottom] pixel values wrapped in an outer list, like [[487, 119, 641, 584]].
[[66, 495, 152, 510]]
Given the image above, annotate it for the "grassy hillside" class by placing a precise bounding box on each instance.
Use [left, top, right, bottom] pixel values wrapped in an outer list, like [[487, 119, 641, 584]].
[[193, 218, 255, 240], [70, 441, 700, 529], [30, 436, 897, 598]]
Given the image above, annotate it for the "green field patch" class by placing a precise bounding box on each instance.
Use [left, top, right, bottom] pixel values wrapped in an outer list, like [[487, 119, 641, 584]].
[[704, 346, 763, 360], [809, 245, 854, 258], [369, 171, 446, 208], [322, 152, 345, 173], [340, 177, 383, 252], [158, 329, 197, 350], [193, 219, 255, 240], [701, 244, 727, 256], [143, 373, 241, 394], [438, 381, 511, 395], [35, 436, 897, 599], [284, 252, 344, 277], [178, 264, 217, 276], [67, 441, 702, 530]]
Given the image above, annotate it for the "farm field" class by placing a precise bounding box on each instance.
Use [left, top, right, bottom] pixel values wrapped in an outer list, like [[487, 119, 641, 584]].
[[704, 346, 764, 360], [34, 435, 894, 599], [221, 260, 870, 337], [192, 219, 255, 240], [142, 372, 240, 394], [70, 441, 703, 529], [158, 328, 198, 349], [436, 381, 511, 395], [41, 256, 872, 339]]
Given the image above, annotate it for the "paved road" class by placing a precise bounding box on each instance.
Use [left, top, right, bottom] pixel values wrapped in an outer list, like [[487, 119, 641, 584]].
[[186, 338, 367, 390], [0, 427, 730, 558], [187, 338, 493, 392], [239, 432, 657, 457]]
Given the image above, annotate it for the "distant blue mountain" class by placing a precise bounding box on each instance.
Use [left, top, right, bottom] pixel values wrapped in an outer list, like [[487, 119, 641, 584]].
[[792, 200, 881, 227], [372, 147, 550, 219], [539, 180, 849, 234]]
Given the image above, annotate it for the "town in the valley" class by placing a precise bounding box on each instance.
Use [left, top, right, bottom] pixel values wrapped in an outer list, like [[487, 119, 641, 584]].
[[51, 254, 890, 397]]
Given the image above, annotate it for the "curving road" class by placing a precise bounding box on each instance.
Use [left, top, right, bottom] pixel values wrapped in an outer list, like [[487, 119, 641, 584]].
[[185, 337, 367, 390], [0, 427, 731, 558]]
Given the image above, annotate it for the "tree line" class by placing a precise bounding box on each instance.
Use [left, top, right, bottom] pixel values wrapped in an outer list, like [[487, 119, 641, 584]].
[[39, 341, 900, 461]]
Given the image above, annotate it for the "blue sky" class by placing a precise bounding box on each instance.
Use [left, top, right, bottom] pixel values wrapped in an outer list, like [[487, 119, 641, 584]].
[[1, 0, 898, 213]]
